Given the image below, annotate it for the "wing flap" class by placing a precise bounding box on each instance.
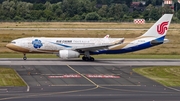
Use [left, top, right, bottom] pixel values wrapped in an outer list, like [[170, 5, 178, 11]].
[[75, 38, 124, 51]]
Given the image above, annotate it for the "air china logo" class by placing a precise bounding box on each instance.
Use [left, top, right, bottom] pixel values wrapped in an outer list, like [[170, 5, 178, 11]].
[[157, 21, 169, 35], [32, 39, 43, 49]]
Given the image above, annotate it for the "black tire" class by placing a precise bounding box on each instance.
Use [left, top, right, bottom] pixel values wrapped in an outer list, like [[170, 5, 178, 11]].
[[85, 57, 89, 61], [82, 56, 89, 61], [90, 57, 94, 61], [23, 57, 27, 60], [82, 57, 86, 61], [82, 56, 94, 61]]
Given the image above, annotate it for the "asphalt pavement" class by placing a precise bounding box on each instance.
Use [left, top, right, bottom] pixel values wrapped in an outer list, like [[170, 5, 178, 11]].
[[0, 59, 180, 101]]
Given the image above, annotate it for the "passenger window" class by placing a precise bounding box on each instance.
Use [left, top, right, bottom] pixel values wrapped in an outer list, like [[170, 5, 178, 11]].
[[11, 41, 16, 44]]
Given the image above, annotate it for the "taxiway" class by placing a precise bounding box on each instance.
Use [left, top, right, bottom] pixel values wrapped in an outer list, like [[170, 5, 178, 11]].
[[0, 59, 180, 101], [1, 58, 180, 66]]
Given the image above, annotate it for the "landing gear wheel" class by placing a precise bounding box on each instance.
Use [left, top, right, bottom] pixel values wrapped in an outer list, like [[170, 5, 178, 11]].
[[82, 56, 89, 61], [85, 57, 90, 61], [82, 56, 86, 61], [23, 54, 27, 60], [23, 57, 27, 60], [90, 57, 94, 61], [82, 56, 94, 61]]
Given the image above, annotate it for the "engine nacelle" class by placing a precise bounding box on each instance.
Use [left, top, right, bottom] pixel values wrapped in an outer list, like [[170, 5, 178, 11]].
[[58, 50, 80, 59]]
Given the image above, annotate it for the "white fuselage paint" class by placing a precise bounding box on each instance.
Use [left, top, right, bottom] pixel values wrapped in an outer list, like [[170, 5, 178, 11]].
[[9, 37, 158, 54], [11, 37, 121, 52]]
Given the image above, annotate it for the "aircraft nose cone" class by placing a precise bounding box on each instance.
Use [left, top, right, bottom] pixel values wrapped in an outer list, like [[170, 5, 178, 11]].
[[6, 43, 11, 48], [6, 43, 16, 51], [6, 43, 29, 53]]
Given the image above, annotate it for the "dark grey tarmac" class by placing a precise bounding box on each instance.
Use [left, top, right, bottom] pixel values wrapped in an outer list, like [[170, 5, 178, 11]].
[[1, 58, 180, 66], [0, 59, 180, 101]]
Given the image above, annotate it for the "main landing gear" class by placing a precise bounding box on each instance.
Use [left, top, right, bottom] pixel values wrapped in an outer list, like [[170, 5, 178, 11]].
[[82, 51, 95, 61], [23, 53, 27, 60], [82, 56, 94, 61]]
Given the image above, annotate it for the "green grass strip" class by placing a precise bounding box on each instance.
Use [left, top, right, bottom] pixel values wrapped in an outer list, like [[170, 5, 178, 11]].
[[133, 67, 180, 87], [0, 67, 26, 86]]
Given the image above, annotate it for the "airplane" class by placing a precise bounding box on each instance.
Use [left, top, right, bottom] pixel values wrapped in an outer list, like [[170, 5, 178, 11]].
[[6, 14, 173, 61]]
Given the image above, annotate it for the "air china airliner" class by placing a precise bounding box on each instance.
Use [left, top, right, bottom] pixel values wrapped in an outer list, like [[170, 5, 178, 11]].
[[6, 14, 173, 61]]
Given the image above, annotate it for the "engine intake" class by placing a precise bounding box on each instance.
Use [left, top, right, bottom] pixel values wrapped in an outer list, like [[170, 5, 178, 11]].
[[58, 50, 80, 59]]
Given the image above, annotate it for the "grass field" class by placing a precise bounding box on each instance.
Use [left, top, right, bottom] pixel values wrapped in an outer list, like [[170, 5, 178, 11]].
[[0, 67, 26, 86], [133, 67, 180, 87], [0, 22, 179, 29], [0, 22, 180, 56]]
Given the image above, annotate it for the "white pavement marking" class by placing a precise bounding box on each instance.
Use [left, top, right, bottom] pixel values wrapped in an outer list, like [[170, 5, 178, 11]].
[[66, 65, 99, 87], [0, 61, 11, 65], [14, 70, 30, 92], [166, 87, 180, 92], [0, 89, 7, 91]]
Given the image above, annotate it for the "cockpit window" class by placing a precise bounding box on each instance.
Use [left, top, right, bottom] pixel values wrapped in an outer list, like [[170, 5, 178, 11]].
[[11, 41, 16, 44]]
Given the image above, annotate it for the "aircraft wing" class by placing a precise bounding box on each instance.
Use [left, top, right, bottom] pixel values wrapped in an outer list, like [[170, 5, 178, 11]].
[[74, 38, 124, 51]]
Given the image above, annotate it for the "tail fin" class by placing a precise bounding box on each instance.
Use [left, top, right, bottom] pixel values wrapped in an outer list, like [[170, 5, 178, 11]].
[[104, 34, 109, 38], [141, 14, 173, 38]]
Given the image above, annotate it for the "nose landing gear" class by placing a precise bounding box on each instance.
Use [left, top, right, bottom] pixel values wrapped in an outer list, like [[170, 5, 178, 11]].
[[23, 54, 27, 60]]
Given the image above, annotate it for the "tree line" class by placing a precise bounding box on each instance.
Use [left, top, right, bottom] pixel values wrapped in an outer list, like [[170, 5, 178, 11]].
[[0, 0, 179, 22]]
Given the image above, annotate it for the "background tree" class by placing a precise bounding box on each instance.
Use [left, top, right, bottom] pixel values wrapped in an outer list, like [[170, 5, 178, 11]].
[[177, 9, 180, 20], [16, 1, 33, 20], [0, 0, 176, 22], [85, 12, 101, 21], [1, 0, 16, 20], [98, 5, 108, 18], [61, 0, 80, 18], [161, 5, 173, 14]]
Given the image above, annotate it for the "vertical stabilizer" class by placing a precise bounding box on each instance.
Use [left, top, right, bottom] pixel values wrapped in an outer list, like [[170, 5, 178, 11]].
[[141, 14, 173, 38], [104, 35, 109, 38]]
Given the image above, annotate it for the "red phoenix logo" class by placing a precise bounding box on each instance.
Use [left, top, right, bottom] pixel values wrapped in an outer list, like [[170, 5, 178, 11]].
[[157, 21, 169, 35]]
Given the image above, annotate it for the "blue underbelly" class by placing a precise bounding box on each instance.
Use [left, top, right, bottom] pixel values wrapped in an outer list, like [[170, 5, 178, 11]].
[[91, 41, 162, 55]]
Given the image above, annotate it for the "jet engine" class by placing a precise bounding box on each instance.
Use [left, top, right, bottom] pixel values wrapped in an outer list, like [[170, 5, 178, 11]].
[[58, 50, 80, 59]]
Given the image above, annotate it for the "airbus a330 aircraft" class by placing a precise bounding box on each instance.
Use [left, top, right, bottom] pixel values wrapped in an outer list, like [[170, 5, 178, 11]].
[[6, 14, 173, 61]]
